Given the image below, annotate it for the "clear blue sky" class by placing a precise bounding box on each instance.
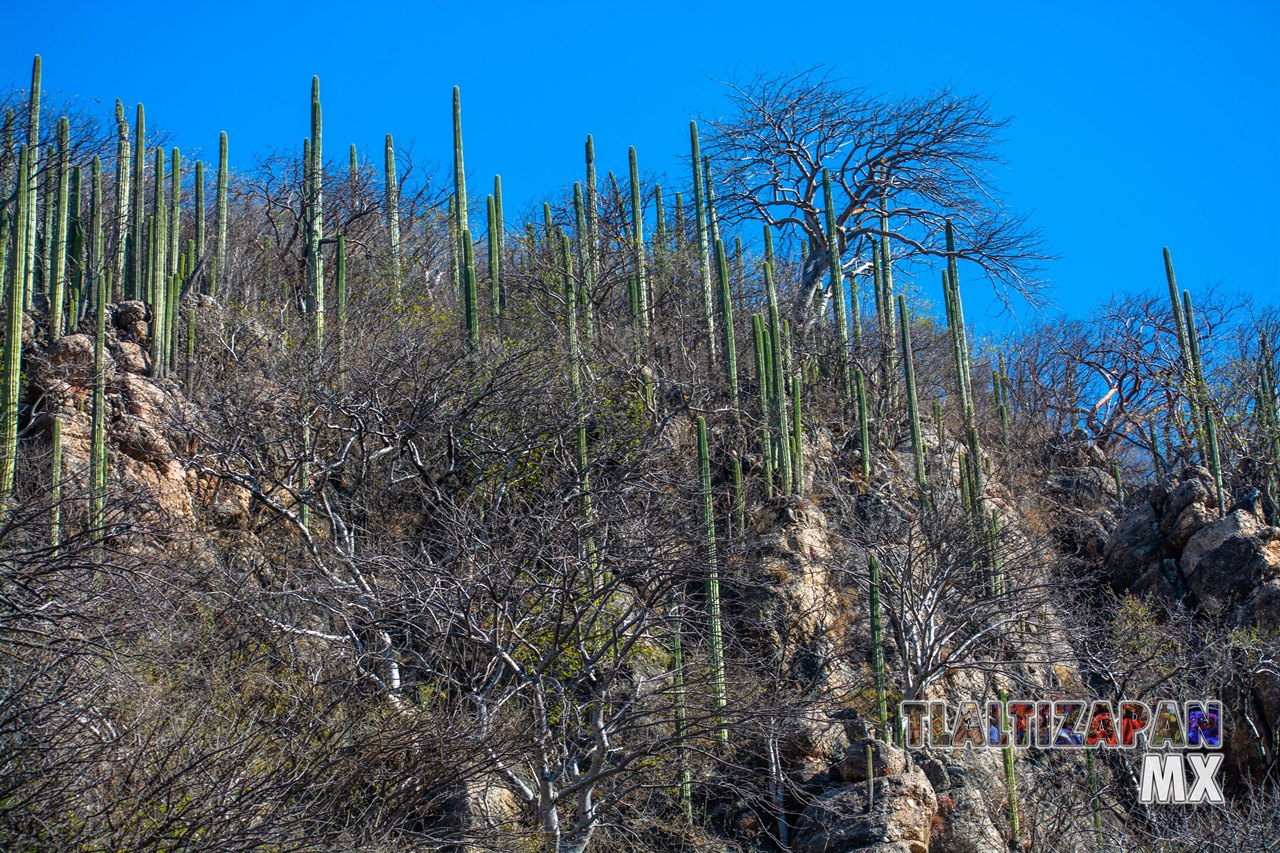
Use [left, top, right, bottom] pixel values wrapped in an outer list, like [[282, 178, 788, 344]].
[[4, 0, 1277, 326]]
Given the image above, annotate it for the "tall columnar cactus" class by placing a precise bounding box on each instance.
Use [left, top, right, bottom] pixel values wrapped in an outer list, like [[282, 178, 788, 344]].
[[878, 161, 895, 340], [856, 368, 870, 481], [452, 86, 468, 298], [898, 296, 928, 501], [715, 239, 739, 410], [764, 233, 792, 495], [1259, 332, 1280, 522], [1163, 248, 1198, 443], [998, 687, 1019, 841], [994, 353, 1011, 443], [1, 145, 28, 509], [66, 166, 83, 322], [90, 156, 107, 545], [868, 553, 888, 736], [584, 136, 599, 289], [822, 169, 853, 399], [629, 147, 649, 333], [572, 182, 594, 342], [194, 160, 205, 277], [49, 412, 62, 550], [731, 456, 745, 535], [669, 599, 693, 821], [213, 131, 228, 298], [1, 109, 12, 198], [653, 184, 668, 304], [487, 194, 500, 325], [150, 147, 168, 376], [1087, 745, 1103, 849], [562, 234, 593, 571], [49, 117, 69, 341], [690, 122, 716, 369], [462, 229, 478, 350], [22, 56, 41, 310], [113, 101, 130, 301], [944, 223, 984, 519], [1182, 291, 1224, 515], [383, 133, 402, 302], [131, 105, 146, 300], [753, 314, 774, 499], [335, 234, 346, 385], [494, 175, 505, 315], [791, 373, 804, 497], [169, 148, 181, 278], [307, 78, 325, 349], [702, 157, 720, 247], [697, 416, 729, 749]]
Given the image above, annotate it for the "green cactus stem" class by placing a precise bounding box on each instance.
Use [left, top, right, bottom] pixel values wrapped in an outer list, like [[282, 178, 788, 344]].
[[898, 296, 928, 501], [168, 147, 181, 278], [697, 416, 729, 749], [572, 182, 593, 343], [731, 456, 745, 535], [822, 169, 852, 400], [791, 373, 804, 498], [307, 78, 324, 349], [690, 122, 716, 369], [869, 553, 888, 735], [487, 194, 500, 325], [112, 102, 129, 301], [857, 368, 870, 481], [999, 687, 1019, 842], [336, 234, 346, 385], [629, 147, 648, 333], [49, 117, 69, 341], [1, 145, 29, 509], [384, 134, 402, 302], [22, 56, 40, 310], [463, 229, 478, 350], [669, 599, 693, 821], [716, 239, 739, 410], [49, 413, 62, 550], [584, 136, 599, 290], [764, 235, 791, 495], [213, 131, 227, 298], [1087, 746, 1103, 848], [1182, 290, 1224, 515], [90, 156, 107, 546], [130, 105, 146, 300], [194, 159, 205, 279], [452, 86, 468, 298], [753, 314, 775, 499]]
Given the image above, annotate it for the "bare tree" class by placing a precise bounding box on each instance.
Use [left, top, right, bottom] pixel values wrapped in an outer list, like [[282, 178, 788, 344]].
[[699, 66, 1048, 326]]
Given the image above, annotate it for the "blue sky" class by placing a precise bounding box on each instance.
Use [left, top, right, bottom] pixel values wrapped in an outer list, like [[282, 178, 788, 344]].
[[4, 0, 1277, 327]]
